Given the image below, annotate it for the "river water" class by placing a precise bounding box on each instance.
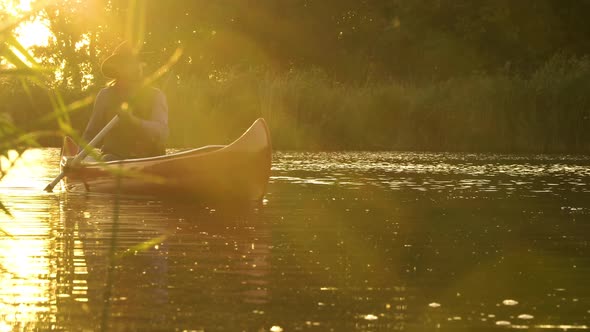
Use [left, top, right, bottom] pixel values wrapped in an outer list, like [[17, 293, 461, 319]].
[[0, 149, 589, 331]]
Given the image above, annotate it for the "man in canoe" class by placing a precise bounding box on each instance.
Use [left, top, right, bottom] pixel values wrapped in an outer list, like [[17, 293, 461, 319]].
[[81, 41, 169, 161]]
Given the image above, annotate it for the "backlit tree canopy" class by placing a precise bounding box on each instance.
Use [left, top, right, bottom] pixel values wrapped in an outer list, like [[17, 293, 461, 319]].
[[23, 0, 590, 88]]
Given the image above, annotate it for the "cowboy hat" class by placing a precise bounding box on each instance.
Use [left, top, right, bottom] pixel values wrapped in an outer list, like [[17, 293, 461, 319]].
[[100, 41, 143, 79]]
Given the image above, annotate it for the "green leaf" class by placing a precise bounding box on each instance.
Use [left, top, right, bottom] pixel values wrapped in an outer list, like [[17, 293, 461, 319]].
[[0, 67, 52, 76], [116, 235, 168, 259], [0, 202, 13, 219], [7, 36, 38, 65]]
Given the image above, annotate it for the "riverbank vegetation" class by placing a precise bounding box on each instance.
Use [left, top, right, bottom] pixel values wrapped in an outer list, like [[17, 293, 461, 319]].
[[162, 55, 590, 152], [2, 0, 590, 153]]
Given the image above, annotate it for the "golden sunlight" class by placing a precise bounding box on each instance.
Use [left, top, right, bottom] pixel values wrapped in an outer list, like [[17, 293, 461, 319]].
[[15, 17, 52, 48], [0, 150, 49, 189], [0, 148, 81, 329], [0, 194, 53, 329], [0, 0, 29, 15], [1, 0, 53, 48]]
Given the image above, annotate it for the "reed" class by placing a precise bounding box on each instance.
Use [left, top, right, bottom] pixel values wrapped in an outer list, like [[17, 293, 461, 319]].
[[161, 55, 590, 153]]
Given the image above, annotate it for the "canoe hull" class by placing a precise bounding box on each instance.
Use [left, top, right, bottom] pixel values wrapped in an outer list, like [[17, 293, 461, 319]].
[[61, 118, 272, 201]]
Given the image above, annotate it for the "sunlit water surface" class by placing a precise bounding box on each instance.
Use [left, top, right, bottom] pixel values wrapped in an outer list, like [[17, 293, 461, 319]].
[[0, 149, 589, 331]]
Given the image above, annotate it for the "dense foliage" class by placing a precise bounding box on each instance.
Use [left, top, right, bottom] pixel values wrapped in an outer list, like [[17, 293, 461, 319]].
[[29, 0, 590, 83], [2, 0, 590, 152]]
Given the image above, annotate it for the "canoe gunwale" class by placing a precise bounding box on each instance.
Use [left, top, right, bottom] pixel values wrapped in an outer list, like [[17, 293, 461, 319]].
[[63, 144, 226, 170]]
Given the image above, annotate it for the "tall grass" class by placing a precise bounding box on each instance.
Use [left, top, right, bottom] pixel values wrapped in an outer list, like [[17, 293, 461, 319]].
[[162, 55, 590, 153], [3, 47, 590, 154]]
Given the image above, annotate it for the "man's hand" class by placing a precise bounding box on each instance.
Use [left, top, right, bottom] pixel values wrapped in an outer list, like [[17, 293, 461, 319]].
[[117, 102, 140, 126], [62, 156, 78, 168]]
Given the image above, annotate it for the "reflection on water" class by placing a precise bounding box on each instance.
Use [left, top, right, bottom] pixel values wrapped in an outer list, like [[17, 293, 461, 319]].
[[0, 149, 589, 330], [0, 193, 56, 330], [273, 152, 590, 195]]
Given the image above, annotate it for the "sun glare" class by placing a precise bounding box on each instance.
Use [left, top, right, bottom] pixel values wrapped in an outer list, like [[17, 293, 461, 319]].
[[2, 0, 54, 48], [15, 17, 53, 48]]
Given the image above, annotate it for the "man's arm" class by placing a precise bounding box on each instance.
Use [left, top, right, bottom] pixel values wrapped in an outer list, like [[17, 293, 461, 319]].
[[82, 89, 108, 143], [132, 89, 169, 143]]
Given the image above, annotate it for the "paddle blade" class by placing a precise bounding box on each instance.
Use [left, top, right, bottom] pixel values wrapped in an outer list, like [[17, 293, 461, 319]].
[[44, 172, 65, 192]]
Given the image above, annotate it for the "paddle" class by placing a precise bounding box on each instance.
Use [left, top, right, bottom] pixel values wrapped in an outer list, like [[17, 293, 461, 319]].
[[44, 115, 120, 192]]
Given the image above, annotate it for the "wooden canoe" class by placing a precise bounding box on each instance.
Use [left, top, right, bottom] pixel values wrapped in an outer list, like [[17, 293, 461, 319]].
[[60, 118, 272, 201]]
